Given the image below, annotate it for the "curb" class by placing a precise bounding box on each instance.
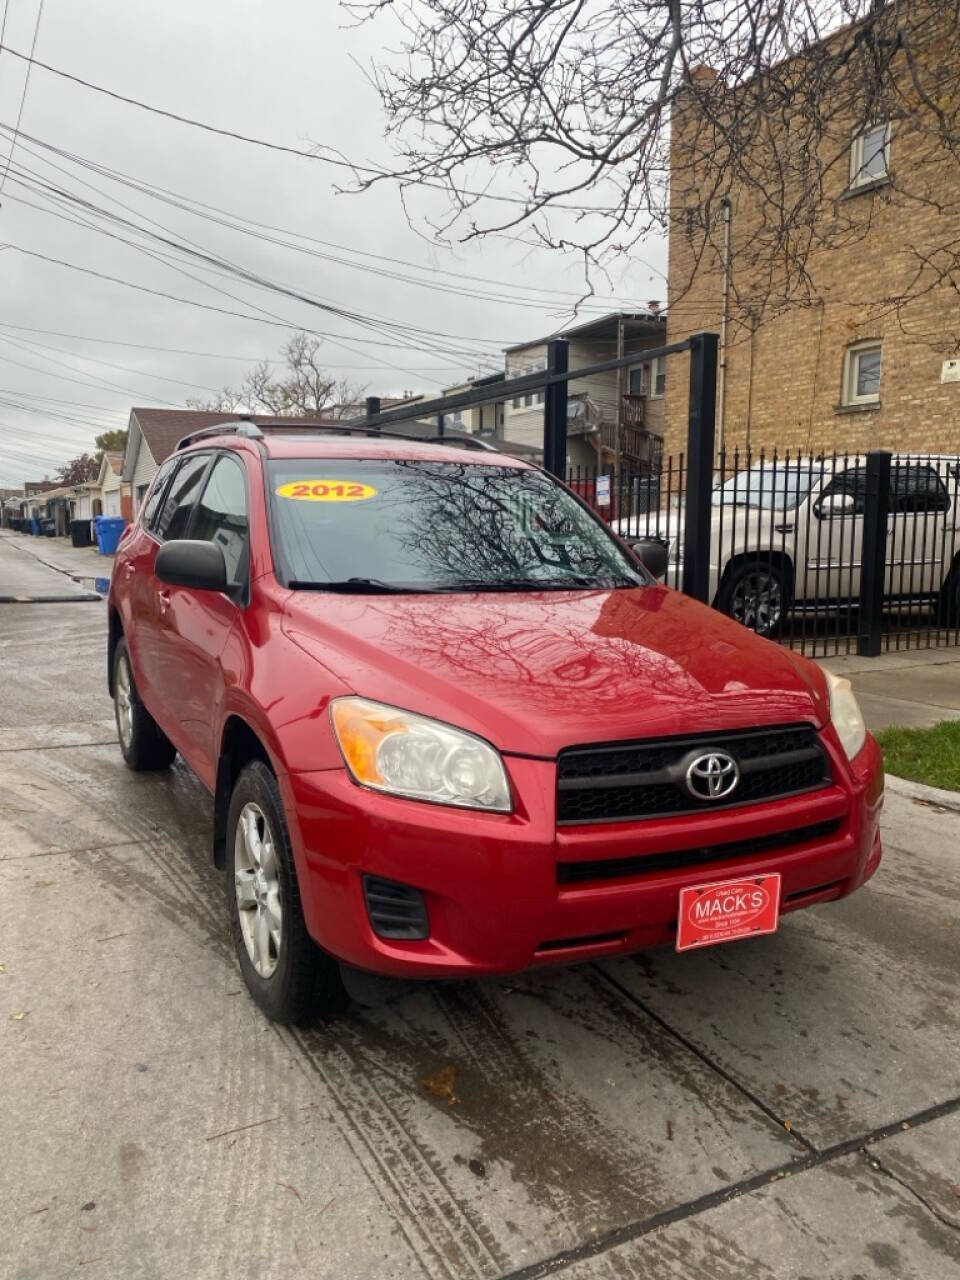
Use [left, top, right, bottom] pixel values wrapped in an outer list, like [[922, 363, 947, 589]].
[[885, 772, 960, 814]]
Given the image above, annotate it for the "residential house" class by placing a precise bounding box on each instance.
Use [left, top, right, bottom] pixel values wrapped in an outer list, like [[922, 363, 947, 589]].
[[438, 373, 506, 437], [665, 3, 960, 459], [502, 312, 668, 472], [97, 452, 130, 520], [122, 409, 339, 515]]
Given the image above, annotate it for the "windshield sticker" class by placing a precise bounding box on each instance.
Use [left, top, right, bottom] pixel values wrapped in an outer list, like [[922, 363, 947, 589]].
[[276, 481, 378, 502]]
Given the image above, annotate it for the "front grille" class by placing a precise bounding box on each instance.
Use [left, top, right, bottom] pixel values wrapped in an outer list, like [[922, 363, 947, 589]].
[[557, 724, 832, 825], [362, 875, 429, 940], [557, 819, 842, 884]]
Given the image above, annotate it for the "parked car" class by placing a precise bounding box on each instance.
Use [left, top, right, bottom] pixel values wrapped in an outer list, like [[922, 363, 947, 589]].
[[616, 455, 960, 636], [108, 424, 883, 1022]]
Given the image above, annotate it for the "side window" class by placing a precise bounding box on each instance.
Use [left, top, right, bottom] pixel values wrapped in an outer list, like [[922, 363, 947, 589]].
[[140, 457, 179, 532], [819, 468, 867, 516], [190, 455, 250, 587], [155, 454, 210, 542], [891, 464, 950, 514]]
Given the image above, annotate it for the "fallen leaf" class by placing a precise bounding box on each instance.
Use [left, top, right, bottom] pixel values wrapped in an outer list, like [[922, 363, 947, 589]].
[[420, 1064, 459, 1106], [10, 1010, 28, 1021], [0, 964, 6, 973], [81, 1202, 96, 1212], [468, 1158, 486, 1179], [666, 1119, 675, 1141], [784, 1120, 793, 1133]]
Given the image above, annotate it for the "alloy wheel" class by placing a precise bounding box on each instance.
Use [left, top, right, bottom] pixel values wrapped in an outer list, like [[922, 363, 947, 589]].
[[732, 571, 782, 634], [234, 802, 283, 979], [115, 654, 134, 750]]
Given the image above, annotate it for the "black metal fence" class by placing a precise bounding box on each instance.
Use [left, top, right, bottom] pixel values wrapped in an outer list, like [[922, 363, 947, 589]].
[[573, 450, 960, 658], [349, 331, 960, 659]]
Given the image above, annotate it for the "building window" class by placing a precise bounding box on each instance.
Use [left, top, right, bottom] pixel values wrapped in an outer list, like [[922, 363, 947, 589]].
[[650, 355, 667, 397], [627, 355, 666, 398], [850, 121, 889, 188], [842, 341, 882, 406], [511, 358, 546, 409]]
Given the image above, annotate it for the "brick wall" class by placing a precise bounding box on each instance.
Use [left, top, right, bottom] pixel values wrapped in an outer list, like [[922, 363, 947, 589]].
[[664, 4, 960, 461]]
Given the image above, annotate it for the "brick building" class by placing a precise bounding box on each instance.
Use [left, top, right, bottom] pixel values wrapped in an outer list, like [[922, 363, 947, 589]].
[[664, 2, 960, 461]]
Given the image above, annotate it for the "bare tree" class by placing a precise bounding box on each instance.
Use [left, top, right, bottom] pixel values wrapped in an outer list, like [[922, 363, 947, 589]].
[[351, 1, 960, 340], [189, 333, 365, 416]]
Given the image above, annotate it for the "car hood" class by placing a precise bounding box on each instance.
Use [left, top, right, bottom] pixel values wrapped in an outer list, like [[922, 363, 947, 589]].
[[281, 586, 829, 757]]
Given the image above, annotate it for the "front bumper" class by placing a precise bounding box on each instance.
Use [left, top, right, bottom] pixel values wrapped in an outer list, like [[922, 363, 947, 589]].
[[283, 729, 884, 979]]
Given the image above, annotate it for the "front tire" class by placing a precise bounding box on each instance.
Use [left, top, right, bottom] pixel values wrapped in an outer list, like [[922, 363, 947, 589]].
[[716, 560, 788, 638], [113, 638, 177, 771], [226, 761, 344, 1024]]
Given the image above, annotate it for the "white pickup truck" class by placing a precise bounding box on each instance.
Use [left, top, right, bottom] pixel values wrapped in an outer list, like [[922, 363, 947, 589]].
[[616, 455, 960, 636]]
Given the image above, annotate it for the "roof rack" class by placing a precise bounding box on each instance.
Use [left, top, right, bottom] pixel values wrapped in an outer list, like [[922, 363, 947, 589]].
[[175, 420, 264, 450], [175, 420, 504, 454]]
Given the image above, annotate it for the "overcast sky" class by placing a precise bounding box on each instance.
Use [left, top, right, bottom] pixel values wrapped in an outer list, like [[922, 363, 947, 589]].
[[0, 0, 667, 486]]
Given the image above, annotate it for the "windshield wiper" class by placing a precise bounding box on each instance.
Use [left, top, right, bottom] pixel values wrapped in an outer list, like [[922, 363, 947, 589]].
[[447, 576, 641, 592], [288, 577, 445, 594]]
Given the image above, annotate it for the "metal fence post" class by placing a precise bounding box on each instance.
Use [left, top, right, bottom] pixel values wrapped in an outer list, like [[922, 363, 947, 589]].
[[856, 450, 892, 657], [683, 332, 719, 602], [543, 339, 569, 478]]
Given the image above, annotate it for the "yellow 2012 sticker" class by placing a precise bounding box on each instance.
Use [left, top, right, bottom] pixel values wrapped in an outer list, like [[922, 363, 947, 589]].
[[276, 480, 378, 502]]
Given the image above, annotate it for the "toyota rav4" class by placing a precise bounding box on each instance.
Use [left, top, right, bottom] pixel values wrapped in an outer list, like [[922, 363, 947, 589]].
[[108, 423, 884, 1022]]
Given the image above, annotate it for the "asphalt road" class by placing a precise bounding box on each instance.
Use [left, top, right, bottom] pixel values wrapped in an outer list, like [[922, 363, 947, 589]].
[[2, 532, 959, 1280]]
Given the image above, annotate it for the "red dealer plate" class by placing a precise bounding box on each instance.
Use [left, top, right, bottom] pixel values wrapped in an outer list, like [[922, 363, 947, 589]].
[[676, 873, 782, 952]]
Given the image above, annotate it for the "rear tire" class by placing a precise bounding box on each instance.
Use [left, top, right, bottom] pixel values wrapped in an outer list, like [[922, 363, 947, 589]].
[[937, 563, 960, 627], [113, 638, 176, 771], [716, 560, 788, 638], [226, 761, 345, 1024]]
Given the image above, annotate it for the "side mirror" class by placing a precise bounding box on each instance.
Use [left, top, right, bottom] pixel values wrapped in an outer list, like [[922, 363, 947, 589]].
[[155, 540, 227, 593], [626, 536, 669, 581], [814, 492, 856, 519]]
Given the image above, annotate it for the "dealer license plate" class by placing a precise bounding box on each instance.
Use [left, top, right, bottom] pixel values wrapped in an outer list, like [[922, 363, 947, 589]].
[[675, 873, 782, 952]]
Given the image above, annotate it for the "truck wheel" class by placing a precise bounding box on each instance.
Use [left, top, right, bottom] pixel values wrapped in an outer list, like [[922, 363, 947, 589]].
[[937, 564, 960, 626], [716, 561, 788, 638], [113, 639, 176, 770], [226, 761, 345, 1024]]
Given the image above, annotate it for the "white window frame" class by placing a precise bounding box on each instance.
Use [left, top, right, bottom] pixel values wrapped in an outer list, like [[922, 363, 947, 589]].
[[849, 121, 890, 189], [627, 363, 649, 396], [842, 340, 883, 406], [649, 354, 667, 398]]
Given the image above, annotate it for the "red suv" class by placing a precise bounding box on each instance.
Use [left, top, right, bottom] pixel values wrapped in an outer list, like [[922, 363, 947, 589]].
[[108, 423, 883, 1022]]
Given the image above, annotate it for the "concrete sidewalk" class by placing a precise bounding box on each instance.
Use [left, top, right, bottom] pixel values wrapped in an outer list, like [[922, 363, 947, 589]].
[[822, 648, 960, 733]]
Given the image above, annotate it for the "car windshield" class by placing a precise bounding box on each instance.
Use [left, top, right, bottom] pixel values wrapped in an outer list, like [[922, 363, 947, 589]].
[[268, 459, 644, 592], [712, 469, 814, 511]]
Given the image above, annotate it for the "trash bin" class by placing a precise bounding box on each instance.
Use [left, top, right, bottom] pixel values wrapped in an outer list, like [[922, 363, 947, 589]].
[[95, 515, 127, 556], [70, 519, 94, 548]]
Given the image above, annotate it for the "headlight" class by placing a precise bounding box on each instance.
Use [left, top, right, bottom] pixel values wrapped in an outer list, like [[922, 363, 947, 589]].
[[330, 697, 512, 812], [825, 671, 867, 760]]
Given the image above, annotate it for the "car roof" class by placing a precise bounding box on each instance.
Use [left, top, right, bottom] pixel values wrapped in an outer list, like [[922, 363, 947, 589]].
[[184, 431, 534, 469]]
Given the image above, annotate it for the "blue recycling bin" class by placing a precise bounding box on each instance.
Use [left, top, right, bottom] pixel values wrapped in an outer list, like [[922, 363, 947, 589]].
[[95, 515, 127, 556]]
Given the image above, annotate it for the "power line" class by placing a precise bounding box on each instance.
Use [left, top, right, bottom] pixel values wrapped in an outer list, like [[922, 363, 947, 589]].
[[0, 323, 469, 371], [0, 41, 644, 216], [0, 149, 513, 359], [0, 0, 44, 198], [0, 122, 663, 305]]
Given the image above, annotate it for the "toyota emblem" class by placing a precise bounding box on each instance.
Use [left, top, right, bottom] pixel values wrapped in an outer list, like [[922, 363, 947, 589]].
[[685, 751, 740, 801]]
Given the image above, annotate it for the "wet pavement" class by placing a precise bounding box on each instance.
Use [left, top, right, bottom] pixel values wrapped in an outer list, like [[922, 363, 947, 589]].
[[1, 535, 959, 1279]]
